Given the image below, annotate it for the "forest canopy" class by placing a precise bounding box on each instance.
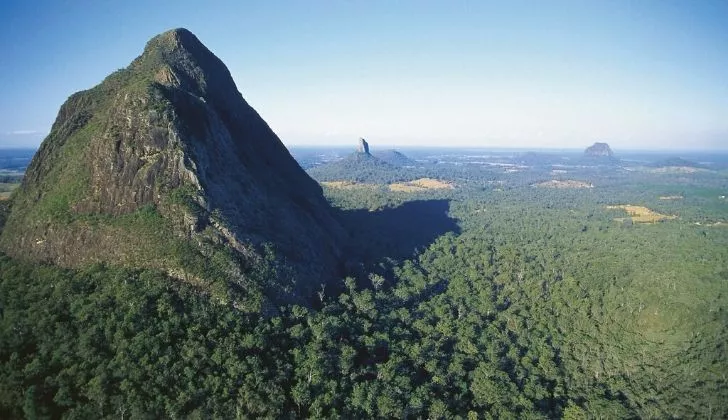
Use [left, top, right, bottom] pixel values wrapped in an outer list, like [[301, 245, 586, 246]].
[[1, 149, 727, 418]]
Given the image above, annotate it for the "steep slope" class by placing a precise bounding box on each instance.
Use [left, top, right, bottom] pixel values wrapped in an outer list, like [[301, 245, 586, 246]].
[[0, 28, 345, 309]]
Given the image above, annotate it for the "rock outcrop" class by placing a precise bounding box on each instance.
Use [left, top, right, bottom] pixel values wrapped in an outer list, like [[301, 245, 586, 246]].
[[357, 137, 370, 154], [0, 28, 346, 309], [584, 142, 614, 158]]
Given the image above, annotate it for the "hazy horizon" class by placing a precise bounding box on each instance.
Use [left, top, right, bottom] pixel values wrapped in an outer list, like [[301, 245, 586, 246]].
[[1, 0, 726, 150]]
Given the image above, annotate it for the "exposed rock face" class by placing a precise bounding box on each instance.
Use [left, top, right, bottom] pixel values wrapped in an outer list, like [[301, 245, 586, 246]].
[[357, 137, 370, 154], [0, 28, 345, 308], [584, 142, 614, 157]]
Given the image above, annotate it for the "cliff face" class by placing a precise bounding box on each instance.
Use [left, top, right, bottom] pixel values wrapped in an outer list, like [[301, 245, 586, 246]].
[[0, 28, 345, 309], [357, 138, 370, 154]]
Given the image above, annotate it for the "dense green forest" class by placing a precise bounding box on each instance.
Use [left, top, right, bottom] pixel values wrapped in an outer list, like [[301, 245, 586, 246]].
[[1, 160, 727, 418]]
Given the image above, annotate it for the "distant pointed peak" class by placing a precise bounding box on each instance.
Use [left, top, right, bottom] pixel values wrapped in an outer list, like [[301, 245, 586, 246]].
[[357, 137, 370, 154]]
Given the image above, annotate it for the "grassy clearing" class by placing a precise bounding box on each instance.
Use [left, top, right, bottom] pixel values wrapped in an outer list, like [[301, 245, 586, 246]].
[[607, 204, 677, 223], [0, 183, 19, 200], [321, 180, 377, 190], [389, 178, 454, 192]]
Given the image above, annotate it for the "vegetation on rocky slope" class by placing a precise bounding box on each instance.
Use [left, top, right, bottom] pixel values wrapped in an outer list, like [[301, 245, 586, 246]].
[[0, 29, 344, 308]]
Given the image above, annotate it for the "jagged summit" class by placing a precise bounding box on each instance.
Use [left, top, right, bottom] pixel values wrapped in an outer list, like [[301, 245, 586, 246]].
[[1, 28, 345, 310]]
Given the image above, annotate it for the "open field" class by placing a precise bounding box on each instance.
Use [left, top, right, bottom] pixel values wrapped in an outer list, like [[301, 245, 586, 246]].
[[389, 178, 454, 192], [607, 204, 678, 223], [321, 181, 377, 190], [649, 166, 704, 174]]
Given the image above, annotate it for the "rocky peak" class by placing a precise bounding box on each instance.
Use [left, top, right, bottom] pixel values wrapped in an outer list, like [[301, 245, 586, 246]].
[[357, 137, 370, 154], [584, 142, 614, 157], [0, 28, 345, 310]]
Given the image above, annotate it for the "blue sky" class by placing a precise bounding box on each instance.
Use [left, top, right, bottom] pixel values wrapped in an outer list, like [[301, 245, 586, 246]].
[[0, 0, 726, 150]]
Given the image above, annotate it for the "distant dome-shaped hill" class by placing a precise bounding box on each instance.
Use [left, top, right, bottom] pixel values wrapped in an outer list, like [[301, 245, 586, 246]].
[[0, 28, 346, 309], [373, 149, 416, 167], [583, 142, 619, 164], [650, 157, 705, 169], [584, 142, 614, 157]]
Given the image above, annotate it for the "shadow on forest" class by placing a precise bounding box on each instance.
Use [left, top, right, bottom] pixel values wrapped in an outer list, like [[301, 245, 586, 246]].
[[335, 199, 460, 272]]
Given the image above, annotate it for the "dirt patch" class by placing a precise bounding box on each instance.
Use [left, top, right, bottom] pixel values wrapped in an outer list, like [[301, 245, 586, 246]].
[[389, 178, 454, 192], [533, 180, 593, 189], [650, 166, 702, 174], [607, 205, 677, 223]]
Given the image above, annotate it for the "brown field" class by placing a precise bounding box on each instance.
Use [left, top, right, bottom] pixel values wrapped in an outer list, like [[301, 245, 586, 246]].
[[320, 181, 376, 190], [659, 195, 683, 200], [533, 180, 593, 189], [649, 166, 702, 174], [607, 205, 677, 223], [389, 178, 454, 192]]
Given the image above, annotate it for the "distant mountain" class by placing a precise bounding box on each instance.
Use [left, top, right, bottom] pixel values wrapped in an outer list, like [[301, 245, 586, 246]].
[[584, 142, 614, 158], [373, 149, 416, 167], [308, 139, 411, 183], [0, 28, 346, 309], [583, 142, 619, 165]]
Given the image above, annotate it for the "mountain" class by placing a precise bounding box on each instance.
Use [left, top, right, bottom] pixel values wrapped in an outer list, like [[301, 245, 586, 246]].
[[0, 28, 345, 309], [374, 149, 416, 167], [307, 139, 410, 183], [584, 142, 614, 158], [583, 142, 619, 165]]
